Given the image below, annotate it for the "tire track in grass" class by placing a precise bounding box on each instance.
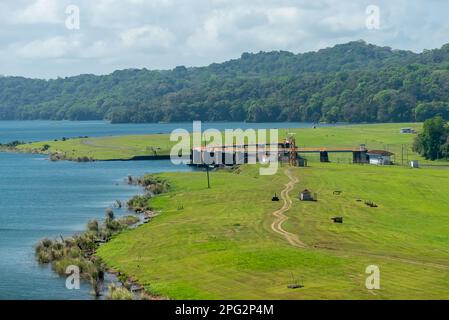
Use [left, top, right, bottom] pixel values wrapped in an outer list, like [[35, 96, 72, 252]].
[[270, 168, 307, 248], [271, 168, 449, 271]]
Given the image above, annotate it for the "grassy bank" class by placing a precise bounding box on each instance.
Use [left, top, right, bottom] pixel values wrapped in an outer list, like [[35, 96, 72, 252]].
[[13, 123, 442, 164], [97, 163, 449, 299], [15, 134, 174, 161]]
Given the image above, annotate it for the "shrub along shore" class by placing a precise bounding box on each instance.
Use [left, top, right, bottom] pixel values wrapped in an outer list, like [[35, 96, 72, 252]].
[[35, 174, 169, 300]]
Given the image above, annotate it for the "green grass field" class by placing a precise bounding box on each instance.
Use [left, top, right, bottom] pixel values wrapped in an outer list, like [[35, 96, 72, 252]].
[[14, 122, 449, 298], [16, 134, 175, 160], [16, 123, 443, 164], [97, 163, 449, 299]]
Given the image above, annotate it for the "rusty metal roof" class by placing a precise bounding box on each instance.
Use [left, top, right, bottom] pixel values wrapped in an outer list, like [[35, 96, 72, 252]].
[[367, 150, 394, 156]]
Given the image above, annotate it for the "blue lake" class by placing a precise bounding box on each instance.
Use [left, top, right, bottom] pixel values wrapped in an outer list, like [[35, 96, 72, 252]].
[[0, 120, 329, 300], [0, 120, 325, 144]]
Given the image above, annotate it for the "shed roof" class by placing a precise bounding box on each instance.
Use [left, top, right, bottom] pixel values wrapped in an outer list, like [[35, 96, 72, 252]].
[[367, 150, 394, 156]]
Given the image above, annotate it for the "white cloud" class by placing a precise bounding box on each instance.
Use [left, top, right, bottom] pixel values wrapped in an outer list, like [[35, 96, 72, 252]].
[[15, 36, 81, 59], [266, 7, 301, 25], [80, 40, 110, 59], [120, 25, 175, 51], [320, 14, 365, 33], [187, 5, 307, 55], [87, 0, 175, 29], [1, 0, 449, 78], [14, 0, 64, 25]]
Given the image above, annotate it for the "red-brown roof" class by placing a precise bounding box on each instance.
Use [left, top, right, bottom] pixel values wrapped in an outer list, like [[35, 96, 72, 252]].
[[367, 150, 394, 156]]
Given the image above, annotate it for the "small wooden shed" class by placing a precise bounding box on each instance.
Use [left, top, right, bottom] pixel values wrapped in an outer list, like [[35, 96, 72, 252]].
[[367, 150, 394, 165], [400, 128, 415, 134], [410, 160, 419, 168], [300, 189, 313, 201], [331, 217, 343, 223]]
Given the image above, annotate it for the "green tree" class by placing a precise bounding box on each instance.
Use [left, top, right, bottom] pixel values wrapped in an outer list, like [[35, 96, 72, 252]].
[[413, 116, 449, 160], [415, 102, 449, 121]]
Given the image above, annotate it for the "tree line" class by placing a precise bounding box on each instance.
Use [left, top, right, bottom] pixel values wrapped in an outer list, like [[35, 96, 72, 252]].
[[1, 40, 449, 123]]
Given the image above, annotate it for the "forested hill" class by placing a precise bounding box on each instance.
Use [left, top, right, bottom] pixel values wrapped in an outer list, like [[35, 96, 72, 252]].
[[1, 40, 449, 123]]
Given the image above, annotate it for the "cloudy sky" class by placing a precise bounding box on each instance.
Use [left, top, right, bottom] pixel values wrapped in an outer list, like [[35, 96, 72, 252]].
[[1, 0, 449, 79]]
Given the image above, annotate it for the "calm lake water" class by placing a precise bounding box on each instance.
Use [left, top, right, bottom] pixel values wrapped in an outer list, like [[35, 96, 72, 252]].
[[0, 120, 324, 144], [0, 120, 325, 300]]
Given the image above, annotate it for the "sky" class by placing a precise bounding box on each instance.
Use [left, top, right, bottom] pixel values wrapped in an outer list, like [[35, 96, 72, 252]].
[[1, 0, 449, 79]]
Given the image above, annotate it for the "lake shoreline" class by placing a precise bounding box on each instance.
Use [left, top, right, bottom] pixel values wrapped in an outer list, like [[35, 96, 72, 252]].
[[2, 120, 353, 162], [0, 146, 173, 162], [34, 173, 170, 300]]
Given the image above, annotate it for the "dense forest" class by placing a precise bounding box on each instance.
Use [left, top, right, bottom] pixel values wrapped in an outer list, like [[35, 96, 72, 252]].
[[1, 40, 449, 123]]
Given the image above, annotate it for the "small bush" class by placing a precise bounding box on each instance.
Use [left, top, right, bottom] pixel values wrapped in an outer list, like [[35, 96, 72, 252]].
[[105, 208, 115, 220], [105, 219, 123, 232], [37, 250, 52, 264], [76, 156, 91, 162], [40, 238, 54, 248], [119, 215, 140, 226], [87, 219, 99, 233], [108, 284, 133, 300], [52, 257, 86, 276], [127, 194, 152, 212], [139, 175, 170, 194]]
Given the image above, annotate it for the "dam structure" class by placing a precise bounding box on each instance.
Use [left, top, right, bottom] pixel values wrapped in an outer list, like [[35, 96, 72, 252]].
[[189, 138, 370, 167]]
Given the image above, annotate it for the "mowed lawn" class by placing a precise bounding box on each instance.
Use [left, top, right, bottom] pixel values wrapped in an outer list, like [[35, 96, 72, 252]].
[[16, 122, 446, 164], [97, 163, 449, 299]]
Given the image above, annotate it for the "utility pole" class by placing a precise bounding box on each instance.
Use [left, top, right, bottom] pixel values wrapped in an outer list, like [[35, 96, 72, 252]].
[[202, 140, 211, 189], [206, 163, 211, 189], [405, 144, 409, 165], [401, 144, 404, 166]]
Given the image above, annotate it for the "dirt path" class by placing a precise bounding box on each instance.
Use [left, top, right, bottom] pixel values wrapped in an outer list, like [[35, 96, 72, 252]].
[[270, 168, 307, 248], [270, 168, 449, 271]]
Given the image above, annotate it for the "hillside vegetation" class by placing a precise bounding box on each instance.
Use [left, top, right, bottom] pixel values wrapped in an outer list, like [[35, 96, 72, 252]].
[[2, 41, 449, 123]]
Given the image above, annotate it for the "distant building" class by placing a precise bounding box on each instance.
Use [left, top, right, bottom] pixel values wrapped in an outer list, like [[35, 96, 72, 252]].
[[410, 160, 419, 168], [400, 128, 415, 134], [331, 217, 343, 224], [300, 189, 314, 201], [367, 150, 394, 165]]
